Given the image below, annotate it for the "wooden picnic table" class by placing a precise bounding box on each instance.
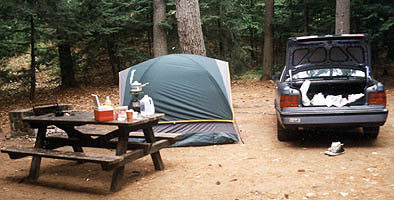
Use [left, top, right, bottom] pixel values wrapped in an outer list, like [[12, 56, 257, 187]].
[[1, 111, 181, 192]]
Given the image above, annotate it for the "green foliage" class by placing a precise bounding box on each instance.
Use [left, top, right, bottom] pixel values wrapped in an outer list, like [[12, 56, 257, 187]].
[[75, 0, 153, 73], [239, 68, 262, 80], [352, 0, 394, 64], [198, 0, 254, 75], [0, 62, 31, 94], [0, 1, 30, 59], [1, 0, 394, 92]]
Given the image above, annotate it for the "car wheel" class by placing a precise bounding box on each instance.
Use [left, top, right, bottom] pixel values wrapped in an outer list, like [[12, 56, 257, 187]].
[[277, 119, 293, 141], [363, 127, 379, 138]]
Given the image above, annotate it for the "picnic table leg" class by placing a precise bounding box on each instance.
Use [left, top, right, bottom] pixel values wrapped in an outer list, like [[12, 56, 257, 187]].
[[110, 126, 129, 192], [61, 126, 85, 153], [60, 126, 85, 164], [143, 127, 165, 170], [72, 145, 84, 153], [28, 126, 46, 181]]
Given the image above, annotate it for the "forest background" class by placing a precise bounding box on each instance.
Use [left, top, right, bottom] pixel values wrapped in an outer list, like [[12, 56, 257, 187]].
[[1, 0, 394, 101]]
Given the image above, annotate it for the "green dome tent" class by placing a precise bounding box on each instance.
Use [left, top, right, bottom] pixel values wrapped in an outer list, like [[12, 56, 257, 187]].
[[119, 54, 240, 146]]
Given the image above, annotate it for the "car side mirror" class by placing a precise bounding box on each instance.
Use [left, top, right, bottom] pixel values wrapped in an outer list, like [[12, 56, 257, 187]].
[[271, 74, 280, 81]]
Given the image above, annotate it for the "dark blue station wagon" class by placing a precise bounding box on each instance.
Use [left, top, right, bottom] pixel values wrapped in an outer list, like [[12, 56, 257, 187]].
[[274, 34, 388, 141]]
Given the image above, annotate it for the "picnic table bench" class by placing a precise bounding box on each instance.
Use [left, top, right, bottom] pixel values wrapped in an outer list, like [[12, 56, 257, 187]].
[[1, 111, 181, 192]]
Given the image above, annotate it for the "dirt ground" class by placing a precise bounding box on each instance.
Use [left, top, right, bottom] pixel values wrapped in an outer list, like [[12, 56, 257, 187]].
[[0, 80, 393, 200]]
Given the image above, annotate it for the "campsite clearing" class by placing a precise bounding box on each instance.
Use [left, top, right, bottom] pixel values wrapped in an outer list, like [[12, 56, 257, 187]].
[[1, 80, 394, 199]]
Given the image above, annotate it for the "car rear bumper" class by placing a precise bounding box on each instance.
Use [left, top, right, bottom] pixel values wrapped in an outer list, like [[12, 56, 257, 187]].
[[276, 107, 388, 128]]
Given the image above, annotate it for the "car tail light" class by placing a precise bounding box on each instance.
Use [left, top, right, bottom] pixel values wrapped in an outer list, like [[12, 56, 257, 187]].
[[280, 95, 299, 107], [368, 91, 386, 105]]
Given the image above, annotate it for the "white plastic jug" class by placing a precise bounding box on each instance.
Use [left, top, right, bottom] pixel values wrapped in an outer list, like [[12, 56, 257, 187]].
[[104, 96, 112, 106], [140, 95, 155, 117]]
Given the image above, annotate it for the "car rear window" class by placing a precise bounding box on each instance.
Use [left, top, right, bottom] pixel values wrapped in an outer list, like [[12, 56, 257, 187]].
[[290, 68, 365, 80], [291, 46, 365, 66]]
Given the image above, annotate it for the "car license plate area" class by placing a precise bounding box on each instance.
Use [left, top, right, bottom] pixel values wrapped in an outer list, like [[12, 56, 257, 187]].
[[289, 118, 301, 123]]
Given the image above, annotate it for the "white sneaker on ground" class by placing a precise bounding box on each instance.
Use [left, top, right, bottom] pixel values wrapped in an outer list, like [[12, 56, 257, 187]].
[[324, 142, 344, 156]]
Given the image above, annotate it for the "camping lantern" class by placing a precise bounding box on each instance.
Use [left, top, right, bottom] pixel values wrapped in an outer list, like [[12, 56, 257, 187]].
[[128, 69, 149, 112], [129, 90, 142, 112]]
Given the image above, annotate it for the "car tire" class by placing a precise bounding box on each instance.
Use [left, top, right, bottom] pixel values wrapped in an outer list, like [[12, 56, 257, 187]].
[[277, 119, 293, 141], [363, 127, 379, 139]]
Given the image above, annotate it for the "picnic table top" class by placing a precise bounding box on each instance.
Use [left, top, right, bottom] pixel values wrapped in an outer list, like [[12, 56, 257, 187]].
[[5, 111, 169, 192], [23, 111, 164, 126]]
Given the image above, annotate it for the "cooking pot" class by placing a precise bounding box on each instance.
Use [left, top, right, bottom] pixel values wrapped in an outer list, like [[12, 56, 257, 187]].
[[130, 81, 149, 92]]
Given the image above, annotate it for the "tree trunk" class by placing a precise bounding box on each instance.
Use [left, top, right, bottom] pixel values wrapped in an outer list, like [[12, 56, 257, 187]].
[[303, 0, 309, 34], [148, 28, 153, 57], [153, 0, 168, 57], [30, 15, 36, 101], [218, 17, 225, 58], [217, 2, 225, 58], [261, 0, 274, 80], [335, 0, 350, 34], [250, 0, 256, 60], [176, 0, 206, 56], [58, 43, 78, 88], [107, 38, 120, 85]]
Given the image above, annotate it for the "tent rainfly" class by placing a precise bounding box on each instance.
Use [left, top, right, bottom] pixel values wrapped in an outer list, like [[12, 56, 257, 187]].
[[119, 54, 240, 146]]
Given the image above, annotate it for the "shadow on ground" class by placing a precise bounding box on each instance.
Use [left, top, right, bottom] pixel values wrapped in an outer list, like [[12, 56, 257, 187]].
[[3, 159, 156, 195], [287, 128, 379, 148]]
